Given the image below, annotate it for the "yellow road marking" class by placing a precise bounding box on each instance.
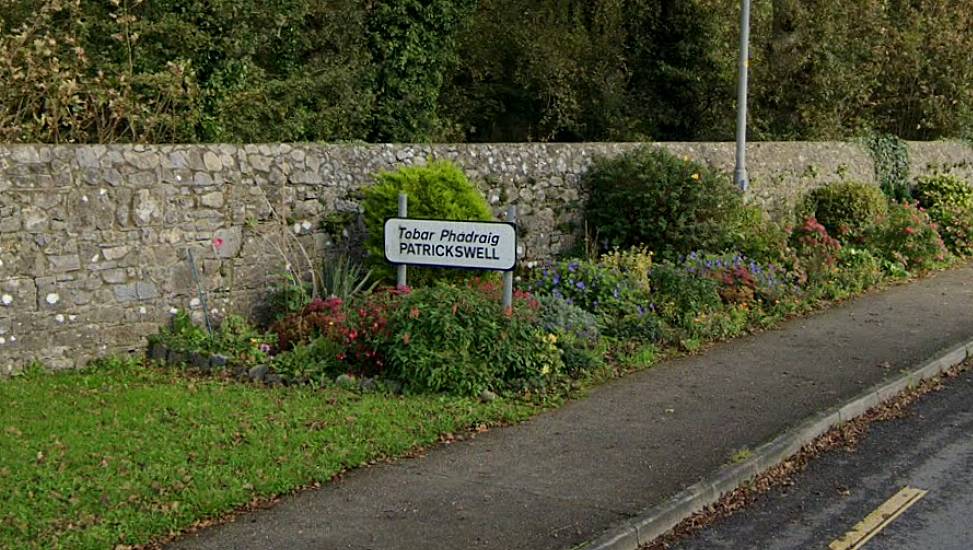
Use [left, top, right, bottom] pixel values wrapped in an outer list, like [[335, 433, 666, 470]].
[[829, 486, 928, 550]]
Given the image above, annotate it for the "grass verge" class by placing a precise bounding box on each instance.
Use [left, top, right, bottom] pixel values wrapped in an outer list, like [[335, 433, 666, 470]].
[[0, 360, 534, 548]]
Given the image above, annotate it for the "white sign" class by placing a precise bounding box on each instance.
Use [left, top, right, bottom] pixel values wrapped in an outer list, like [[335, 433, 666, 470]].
[[384, 218, 517, 271]]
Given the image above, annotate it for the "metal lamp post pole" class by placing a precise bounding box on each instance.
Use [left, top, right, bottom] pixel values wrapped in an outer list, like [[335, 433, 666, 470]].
[[734, 0, 752, 192]]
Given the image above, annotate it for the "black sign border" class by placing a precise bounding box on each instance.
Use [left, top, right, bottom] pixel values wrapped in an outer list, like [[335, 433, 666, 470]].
[[383, 217, 519, 272]]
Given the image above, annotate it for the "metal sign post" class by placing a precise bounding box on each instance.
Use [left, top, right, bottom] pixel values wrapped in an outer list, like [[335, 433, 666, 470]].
[[734, 0, 752, 192], [397, 193, 408, 288], [502, 205, 516, 311]]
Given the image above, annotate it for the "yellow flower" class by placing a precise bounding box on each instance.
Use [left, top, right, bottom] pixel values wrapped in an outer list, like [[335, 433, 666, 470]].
[[546, 333, 558, 344], [682, 155, 690, 162], [691, 173, 701, 181], [541, 365, 551, 375]]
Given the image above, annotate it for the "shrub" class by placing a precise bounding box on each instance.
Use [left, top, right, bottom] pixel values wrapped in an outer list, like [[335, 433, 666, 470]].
[[681, 251, 791, 305], [648, 261, 723, 331], [831, 247, 885, 295], [867, 202, 948, 273], [536, 295, 604, 375], [913, 173, 973, 210], [157, 311, 210, 352], [599, 246, 653, 294], [928, 204, 973, 257], [798, 181, 888, 242], [529, 258, 649, 325], [536, 294, 600, 346], [791, 217, 842, 283], [153, 312, 274, 367], [725, 205, 795, 267], [383, 284, 561, 396], [913, 174, 973, 256], [361, 161, 494, 284], [269, 337, 346, 387], [582, 146, 744, 260], [211, 315, 275, 365], [271, 296, 347, 352], [270, 287, 409, 376]]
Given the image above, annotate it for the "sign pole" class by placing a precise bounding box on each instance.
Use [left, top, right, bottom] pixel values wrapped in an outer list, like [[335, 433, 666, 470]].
[[502, 204, 516, 312], [397, 192, 408, 288]]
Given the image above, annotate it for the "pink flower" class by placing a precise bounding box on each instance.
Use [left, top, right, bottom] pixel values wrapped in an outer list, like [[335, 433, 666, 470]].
[[212, 237, 224, 249], [904, 227, 915, 235], [259, 343, 271, 353]]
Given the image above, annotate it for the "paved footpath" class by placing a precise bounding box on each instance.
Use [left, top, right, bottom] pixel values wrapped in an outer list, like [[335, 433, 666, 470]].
[[171, 265, 973, 550]]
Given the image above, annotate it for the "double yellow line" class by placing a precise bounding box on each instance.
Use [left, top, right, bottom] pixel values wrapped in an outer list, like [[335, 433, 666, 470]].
[[829, 486, 928, 550]]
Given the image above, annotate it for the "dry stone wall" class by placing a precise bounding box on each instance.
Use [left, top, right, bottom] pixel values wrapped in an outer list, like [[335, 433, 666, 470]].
[[0, 141, 970, 372]]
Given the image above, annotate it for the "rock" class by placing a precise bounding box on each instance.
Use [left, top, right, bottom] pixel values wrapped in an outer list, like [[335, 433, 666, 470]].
[[191, 352, 211, 372], [479, 389, 499, 403], [209, 354, 228, 369], [248, 364, 269, 382], [232, 366, 249, 381], [265, 374, 284, 387]]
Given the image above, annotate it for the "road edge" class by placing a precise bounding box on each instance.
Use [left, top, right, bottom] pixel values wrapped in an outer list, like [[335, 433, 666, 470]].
[[581, 338, 973, 550]]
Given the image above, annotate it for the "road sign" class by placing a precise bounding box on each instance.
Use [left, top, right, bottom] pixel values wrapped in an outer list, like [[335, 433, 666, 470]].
[[384, 218, 517, 271]]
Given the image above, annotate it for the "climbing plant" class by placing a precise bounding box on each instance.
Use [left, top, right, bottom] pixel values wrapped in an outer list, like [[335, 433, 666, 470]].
[[863, 134, 911, 202]]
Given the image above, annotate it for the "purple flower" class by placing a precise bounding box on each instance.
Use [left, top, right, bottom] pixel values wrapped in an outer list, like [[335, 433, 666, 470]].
[[552, 274, 561, 286], [568, 262, 579, 273], [576, 281, 586, 290], [259, 343, 271, 353]]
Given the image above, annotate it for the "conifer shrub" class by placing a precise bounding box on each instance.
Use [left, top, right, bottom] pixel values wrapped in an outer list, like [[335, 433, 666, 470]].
[[362, 161, 494, 284]]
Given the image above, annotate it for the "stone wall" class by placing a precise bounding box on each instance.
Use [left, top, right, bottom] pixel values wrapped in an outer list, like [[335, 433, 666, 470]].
[[1, 141, 970, 372]]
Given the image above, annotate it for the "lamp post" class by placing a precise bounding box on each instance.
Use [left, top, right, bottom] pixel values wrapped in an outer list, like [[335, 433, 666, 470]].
[[734, 0, 752, 192]]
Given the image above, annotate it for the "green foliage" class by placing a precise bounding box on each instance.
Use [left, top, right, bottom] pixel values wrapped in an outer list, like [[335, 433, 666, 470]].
[[384, 284, 561, 396], [582, 146, 744, 260], [648, 261, 723, 331], [156, 311, 210, 351], [867, 202, 948, 273], [726, 205, 795, 267], [864, 135, 911, 201], [928, 204, 973, 257], [322, 255, 377, 302], [535, 295, 604, 375], [915, 174, 973, 256], [211, 315, 275, 365], [267, 273, 313, 321], [269, 337, 345, 387], [791, 217, 842, 283], [598, 246, 653, 293], [832, 247, 885, 295], [362, 161, 493, 284], [914, 173, 973, 210], [528, 258, 649, 327], [366, 0, 474, 141], [4, 0, 973, 143], [798, 182, 888, 242], [536, 294, 601, 346]]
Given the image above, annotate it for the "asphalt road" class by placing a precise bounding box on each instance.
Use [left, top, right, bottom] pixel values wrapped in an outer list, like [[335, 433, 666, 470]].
[[673, 369, 973, 550]]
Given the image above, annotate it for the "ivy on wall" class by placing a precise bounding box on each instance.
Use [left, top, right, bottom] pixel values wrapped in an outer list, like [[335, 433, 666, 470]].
[[864, 134, 911, 202]]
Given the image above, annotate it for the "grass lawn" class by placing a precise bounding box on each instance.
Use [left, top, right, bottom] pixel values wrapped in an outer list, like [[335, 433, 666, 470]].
[[0, 361, 535, 548]]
